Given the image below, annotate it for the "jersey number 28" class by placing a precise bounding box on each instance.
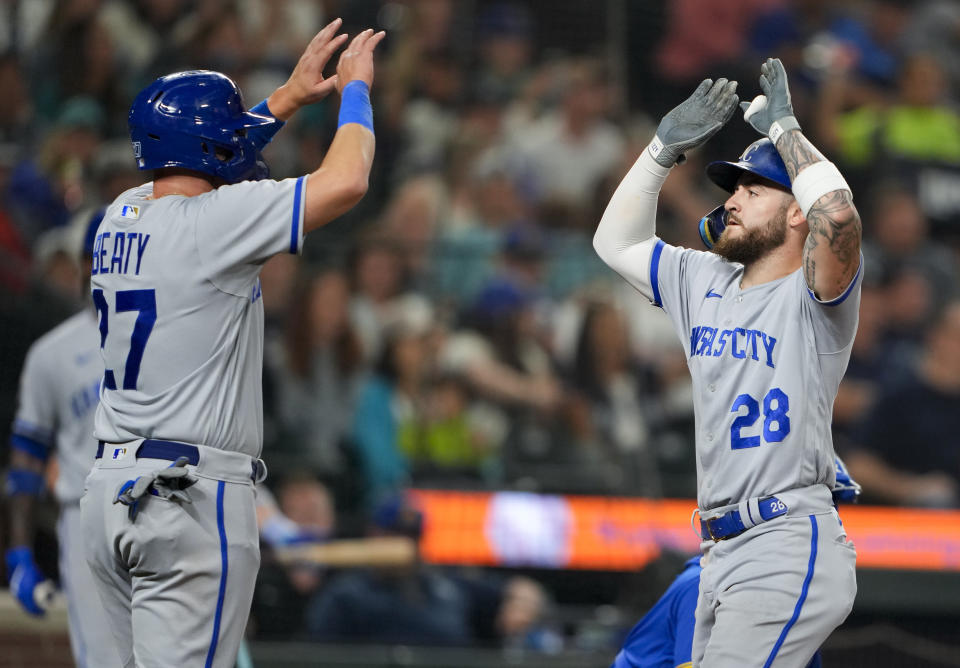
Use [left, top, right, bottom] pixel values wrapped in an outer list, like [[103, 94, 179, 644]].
[[92, 288, 156, 391], [729, 388, 790, 449]]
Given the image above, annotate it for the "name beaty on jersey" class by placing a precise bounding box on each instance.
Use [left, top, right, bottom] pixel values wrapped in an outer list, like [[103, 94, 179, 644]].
[[91, 232, 150, 276]]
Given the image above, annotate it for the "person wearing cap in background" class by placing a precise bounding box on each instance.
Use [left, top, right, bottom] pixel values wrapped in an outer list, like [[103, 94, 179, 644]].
[[5, 208, 120, 667]]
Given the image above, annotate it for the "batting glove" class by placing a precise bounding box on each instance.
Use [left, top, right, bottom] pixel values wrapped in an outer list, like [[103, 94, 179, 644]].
[[832, 456, 862, 505], [114, 457, 197, 520], [5, 547, 46, 616], [649, 78, 740, 167], [740, 57, 801, 145]]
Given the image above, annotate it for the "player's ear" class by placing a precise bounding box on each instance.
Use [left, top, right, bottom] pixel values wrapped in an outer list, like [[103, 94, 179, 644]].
[[787, 199, 806, 230]]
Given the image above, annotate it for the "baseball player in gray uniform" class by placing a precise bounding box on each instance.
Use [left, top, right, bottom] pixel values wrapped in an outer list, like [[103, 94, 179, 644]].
[[79, 20, 385, 667], [594, 58, 862, 667], [6, 211, 119, 667]]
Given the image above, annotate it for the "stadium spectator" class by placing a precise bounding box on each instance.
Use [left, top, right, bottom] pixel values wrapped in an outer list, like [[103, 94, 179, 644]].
[[845, 300, 960, 507], [271, 267, 364, 481]]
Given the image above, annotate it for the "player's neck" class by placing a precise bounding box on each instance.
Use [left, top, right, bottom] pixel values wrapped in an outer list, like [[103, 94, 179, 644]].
[[740, 248, 801, 290], [151, 173, 216, 199]]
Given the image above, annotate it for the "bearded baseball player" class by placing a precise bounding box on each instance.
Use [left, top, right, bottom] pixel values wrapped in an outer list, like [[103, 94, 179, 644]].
[[594, 58, 861, 667], [79, 19, 385, 667], [5, 211, 119, 667]]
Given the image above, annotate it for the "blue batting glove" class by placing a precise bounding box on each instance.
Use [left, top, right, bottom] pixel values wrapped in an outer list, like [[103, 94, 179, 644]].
[[5, 547, 47, 616]]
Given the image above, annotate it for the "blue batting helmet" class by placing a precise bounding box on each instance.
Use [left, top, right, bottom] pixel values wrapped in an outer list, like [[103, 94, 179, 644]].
[[128, 70, 274, 184], [698, 139, 793, 249], [705, 138, 791, 193]]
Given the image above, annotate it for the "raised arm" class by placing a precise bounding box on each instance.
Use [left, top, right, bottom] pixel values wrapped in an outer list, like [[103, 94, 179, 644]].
[[593, 78, 739, 301], [255, 19, 386, 233], [303, 28, 385, 232], [741, 58, 862, 301]]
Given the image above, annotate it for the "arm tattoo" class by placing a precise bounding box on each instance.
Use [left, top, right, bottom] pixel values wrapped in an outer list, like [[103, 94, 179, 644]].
[[778, 130, 826, 180], [803, 190, 862, 294], [778, 131, 862, 295]]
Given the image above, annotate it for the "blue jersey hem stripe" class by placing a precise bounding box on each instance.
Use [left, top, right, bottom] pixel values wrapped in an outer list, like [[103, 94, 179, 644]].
[[289, 176, 305, 254], [205, 481, 229, 668], [763, 515, 818, 668], [650, 239, 665, 307], [12, 419, 54, 444], [10, 434, 51, 460], [806, 253, 863, 307]]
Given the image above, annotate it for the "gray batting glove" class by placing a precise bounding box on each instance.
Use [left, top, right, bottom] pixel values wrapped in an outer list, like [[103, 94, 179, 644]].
[[740, 57, 800, 144], [649, 78, 740, 167], [115, 457, 197, 520]]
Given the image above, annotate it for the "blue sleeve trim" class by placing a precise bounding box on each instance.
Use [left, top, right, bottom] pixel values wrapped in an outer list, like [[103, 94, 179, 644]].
[[290, 176, 305, 254], [5, 469, 45, 496], [650, 239, 665, 308], [337, 80, 374, 132], [204, 481, 229, 668], [12, 420, 53, 445], [762, 515, 818, 668], [10, 434, 51, 461], [806, 253, 863, 306], [248, 99, 285, 150]]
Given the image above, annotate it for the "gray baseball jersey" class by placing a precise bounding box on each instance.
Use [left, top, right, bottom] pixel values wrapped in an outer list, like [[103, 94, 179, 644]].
[[649, 240, 862, 511], [12, 310, 101, 503], [82, 176, 304, 668], [11, 309, 119, 667], [90, 177, 305, 456]]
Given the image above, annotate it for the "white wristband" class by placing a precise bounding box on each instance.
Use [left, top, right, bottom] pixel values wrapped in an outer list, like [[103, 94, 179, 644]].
[[791, 161, 851, 217]]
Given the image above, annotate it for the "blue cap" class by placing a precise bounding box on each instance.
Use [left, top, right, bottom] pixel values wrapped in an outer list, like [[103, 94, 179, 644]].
[[472, 279, 534, 318], [83, 208, 106, 257], [706, 138, 792, 193]]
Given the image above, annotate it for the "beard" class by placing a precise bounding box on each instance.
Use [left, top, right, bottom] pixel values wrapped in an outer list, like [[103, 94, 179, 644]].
[[710, 204, 789, 265]]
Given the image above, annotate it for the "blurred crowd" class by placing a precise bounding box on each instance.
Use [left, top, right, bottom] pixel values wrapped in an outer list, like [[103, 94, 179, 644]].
[[3, 0, 960, 650]]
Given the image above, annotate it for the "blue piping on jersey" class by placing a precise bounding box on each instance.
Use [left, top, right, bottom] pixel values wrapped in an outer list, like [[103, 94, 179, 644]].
[[763, 515, 818, 668], [10, 433, 51, 460], [205, 481, 228, 668], [650, 239, 665, 308], [806, 254, 862, 307], [290, 176, 305, 254], [12, 419, 54, 446]]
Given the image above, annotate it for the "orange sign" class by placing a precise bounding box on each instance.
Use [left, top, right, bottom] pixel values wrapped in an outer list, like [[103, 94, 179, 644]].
[[410, 490, 960, 572]]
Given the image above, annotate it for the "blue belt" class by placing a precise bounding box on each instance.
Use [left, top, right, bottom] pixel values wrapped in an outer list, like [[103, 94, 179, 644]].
[[96, 439, 200, 465], [700, 496, 788, 541]]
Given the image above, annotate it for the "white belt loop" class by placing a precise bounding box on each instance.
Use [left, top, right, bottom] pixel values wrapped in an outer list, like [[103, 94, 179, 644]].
[[737, 499, 757, 530], [690, 507, 703, 540]]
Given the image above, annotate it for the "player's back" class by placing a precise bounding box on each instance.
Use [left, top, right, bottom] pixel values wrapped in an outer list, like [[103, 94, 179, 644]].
[[613, 556, 701, 668], [90, 177, 306, 456]]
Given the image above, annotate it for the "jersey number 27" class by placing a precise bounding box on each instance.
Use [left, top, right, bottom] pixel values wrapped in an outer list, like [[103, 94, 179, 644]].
[[92, 288, 156, 391]]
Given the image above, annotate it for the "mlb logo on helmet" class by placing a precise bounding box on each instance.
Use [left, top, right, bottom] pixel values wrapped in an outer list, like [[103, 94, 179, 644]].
[[132, 141, 141, 158]]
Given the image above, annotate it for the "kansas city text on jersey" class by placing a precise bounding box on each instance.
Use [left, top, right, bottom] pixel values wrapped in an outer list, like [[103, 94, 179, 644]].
[[91, 232, 150, 276], [689, 325, 777, 368]]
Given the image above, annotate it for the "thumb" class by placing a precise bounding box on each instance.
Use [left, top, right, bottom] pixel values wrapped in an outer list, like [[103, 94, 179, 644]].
[[742, 94, 768, 119], [739, 101, 751, 113], [318, 74, 338, 95]]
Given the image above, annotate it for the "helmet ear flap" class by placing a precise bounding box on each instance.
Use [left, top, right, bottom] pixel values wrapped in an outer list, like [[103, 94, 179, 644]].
[[699, 206, 727, 249]]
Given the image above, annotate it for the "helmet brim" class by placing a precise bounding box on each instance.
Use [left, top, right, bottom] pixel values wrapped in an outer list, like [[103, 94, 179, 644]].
[[706, 159, 792, 193]]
